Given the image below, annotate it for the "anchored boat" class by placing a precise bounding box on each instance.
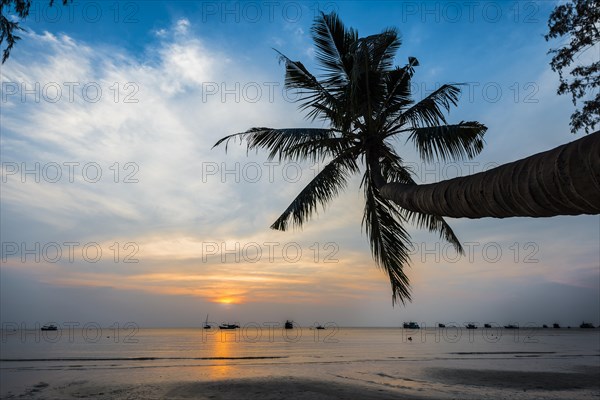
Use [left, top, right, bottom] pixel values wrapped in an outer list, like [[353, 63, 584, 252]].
[[41, 324, 58, 331], [219, 323, 240, 330], [403, 322, 420, 329]]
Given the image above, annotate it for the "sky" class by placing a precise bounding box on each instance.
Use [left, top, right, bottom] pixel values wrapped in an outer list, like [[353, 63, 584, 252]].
[[0, 0, 598, 328]]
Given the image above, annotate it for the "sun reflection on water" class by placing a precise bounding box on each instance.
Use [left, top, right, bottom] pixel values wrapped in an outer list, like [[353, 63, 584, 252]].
[[204, 329, 240, 379]]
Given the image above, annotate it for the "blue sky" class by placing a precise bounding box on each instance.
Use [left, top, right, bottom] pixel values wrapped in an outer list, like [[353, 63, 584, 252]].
[[1, 1, 598, 328]]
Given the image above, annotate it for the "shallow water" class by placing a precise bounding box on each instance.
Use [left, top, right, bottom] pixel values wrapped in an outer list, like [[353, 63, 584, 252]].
[[1, 327, 599, 398]]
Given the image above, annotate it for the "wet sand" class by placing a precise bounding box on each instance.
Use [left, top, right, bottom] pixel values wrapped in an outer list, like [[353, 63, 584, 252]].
[[3, 376, 427, 399], [3, 367, 599, 399], [428, 366, 600, 391]]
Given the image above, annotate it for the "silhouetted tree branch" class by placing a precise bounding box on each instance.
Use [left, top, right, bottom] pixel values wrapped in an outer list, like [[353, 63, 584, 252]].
[[545, 0, 600, 134], [0, 0, 70, 63]]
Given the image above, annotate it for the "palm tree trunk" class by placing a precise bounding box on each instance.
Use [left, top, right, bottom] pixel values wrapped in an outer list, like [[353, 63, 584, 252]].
[[379, 131, 600, 218]]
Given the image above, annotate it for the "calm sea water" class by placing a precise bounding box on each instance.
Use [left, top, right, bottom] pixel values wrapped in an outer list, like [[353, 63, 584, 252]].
[[1, 326, 599, 398]]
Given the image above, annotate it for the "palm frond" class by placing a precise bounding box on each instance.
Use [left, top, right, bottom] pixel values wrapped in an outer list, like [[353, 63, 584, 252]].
[[311, 11, 356, 85], [400, 209, 464, 254], [276, 50, 343, 122], [377, 145, 411, 182], [377, 145, 464, 253], [212, 127, 337, 161], [362, 178, 413, 305], [284, 135, 355, 163], [271, 154, 359, 231], [377, 59, 419, 121], [391, 84, 462, 130], [343, 30, 401, 122], [357, 28, 401, 72], [407, 121, 487, 162], [276, 51, 321, 91], [346, 42, 390, 123]]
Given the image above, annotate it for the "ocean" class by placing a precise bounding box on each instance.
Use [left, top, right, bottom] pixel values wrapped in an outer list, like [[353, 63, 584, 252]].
[[1, 326, 599, 399]]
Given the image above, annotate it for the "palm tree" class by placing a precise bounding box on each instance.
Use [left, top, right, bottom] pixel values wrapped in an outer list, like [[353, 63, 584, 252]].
[[214, 12, 487, 304]]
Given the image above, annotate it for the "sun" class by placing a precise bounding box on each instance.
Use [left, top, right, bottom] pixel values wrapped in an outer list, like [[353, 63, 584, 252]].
[[214, 297, 240, 305]]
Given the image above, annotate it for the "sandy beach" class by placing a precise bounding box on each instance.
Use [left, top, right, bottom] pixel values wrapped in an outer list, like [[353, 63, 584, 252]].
[[4, 366, 599, 399], [3, 376, 423, 399]]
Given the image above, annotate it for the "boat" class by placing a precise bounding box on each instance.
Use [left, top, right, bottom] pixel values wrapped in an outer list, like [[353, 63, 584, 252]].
[[504, 324, 519, 329], [284, 320, 294, 329], [553, 323, 560, 329], [438, 323, 446, 328], [219, 323, 240, 330], [403, 322, 420, 329], [465, 324, 477, 329], [580, 322, 594, 328], [203, 314, 211, 329], [484, 324, 492, 328], [40, 324, 58, 331], [315, 325, 325, 330]]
